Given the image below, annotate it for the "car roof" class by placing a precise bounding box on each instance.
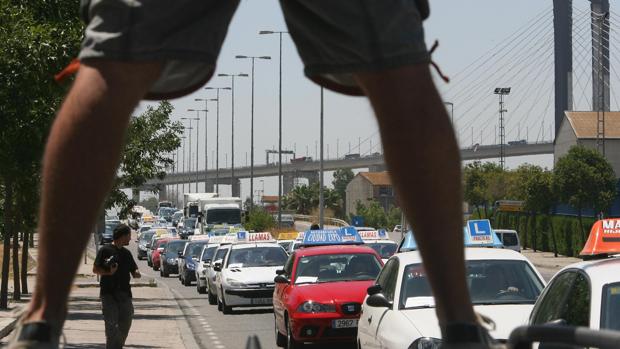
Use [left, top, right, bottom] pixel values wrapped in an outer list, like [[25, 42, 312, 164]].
[[231, 242, 281, 250], [394, 247, 532, 265], [295, 244, 379, 257], [556, 256, 620, 288], [365, 239, 397, 244]]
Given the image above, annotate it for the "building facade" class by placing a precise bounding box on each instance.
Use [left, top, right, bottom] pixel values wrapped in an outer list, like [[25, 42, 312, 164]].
[[345, 172, 396, 216]]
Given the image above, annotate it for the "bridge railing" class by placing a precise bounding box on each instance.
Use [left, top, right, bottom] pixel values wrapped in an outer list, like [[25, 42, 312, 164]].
[[292, 214, 350, 227]]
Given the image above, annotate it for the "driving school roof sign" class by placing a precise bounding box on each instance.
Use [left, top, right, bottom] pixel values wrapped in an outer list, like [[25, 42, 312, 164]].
[[302, 226, 363, 246], [580, 219, 620, 257], [358, 229, 389, 240], [465, 220, 502, 247]]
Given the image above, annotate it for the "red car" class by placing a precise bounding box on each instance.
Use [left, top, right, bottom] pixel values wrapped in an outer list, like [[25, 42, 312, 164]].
[[273, 244, 383, 348], [152, 238, 171, 271]]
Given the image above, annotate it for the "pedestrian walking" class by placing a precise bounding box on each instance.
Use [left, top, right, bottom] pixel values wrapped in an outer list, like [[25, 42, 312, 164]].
[[10, 1, 501, 348], [92, 224, 141, 349]]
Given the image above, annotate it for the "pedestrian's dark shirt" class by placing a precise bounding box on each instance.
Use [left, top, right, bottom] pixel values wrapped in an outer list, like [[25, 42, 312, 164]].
[[94, 245, 138, 297]]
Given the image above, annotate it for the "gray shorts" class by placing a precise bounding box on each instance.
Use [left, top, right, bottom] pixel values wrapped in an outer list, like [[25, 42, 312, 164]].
[[79, 0, 429, 100]]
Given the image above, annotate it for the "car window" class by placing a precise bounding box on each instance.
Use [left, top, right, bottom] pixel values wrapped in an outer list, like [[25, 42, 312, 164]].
[[201, 246, 218, 262], [284, 253, 295, 276], [376, 258, 399, 302], [601, 282, 620, 331], [367, 242, 398, 259], [502, 233, 519, 246], [530, 272, 577, 325], [563, 272, 590, 327], [186, 242, 208, 258], [293, 253, 381, 284], [214, 247, 228, 264], [165, 241, 186, 254]]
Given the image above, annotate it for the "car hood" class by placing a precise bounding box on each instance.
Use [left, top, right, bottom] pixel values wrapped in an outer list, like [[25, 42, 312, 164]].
[[222, 266, 282, 284], [401, 304, 534, 340], [294, 280, 373, 304]]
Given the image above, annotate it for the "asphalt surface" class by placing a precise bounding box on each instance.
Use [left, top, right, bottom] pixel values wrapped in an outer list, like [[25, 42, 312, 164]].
[[130, 237, 355, 349]]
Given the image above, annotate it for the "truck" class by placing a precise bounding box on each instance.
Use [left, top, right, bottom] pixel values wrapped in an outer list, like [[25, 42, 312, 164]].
[[183, 193, 218, 218], [197, 197, 243, 234]]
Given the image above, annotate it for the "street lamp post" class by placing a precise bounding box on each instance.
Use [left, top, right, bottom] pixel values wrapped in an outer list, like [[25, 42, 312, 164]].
[[194, 99, 218, 192], [217, 73, 248, 198], [235, 55, 271, 209], [181, 118, 198, 192], [186, 109, 202, 192], [205, 87, 231, 194], [319, 87, 325, 229], [181, 134, 188, 196], [259, 30, 288, 228], [175, 145, 180, 207]]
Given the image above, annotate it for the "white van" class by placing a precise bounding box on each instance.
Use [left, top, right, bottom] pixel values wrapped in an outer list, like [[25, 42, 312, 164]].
[[494, 229, 521, 252]]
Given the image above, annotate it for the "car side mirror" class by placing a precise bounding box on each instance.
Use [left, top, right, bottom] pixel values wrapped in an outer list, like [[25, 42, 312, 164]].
[[177, 251, 183, 257], [275, 269, 286, 275], [367, 284, 382, 296], [274, 275, 289, 284], [213, 262, 222, 272], [366, 293, 393, 308]]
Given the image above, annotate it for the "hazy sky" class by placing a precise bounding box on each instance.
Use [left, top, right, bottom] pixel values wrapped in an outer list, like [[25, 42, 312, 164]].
[[134, 0, 618, 201]]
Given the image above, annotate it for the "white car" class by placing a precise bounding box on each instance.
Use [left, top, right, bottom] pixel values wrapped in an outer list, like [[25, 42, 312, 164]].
[[358, 225, 546, 348], [195, 243, 223, 300], [528, 218, 620, 333], [213, 233, 289, 314], [358, 229, 398, 263]]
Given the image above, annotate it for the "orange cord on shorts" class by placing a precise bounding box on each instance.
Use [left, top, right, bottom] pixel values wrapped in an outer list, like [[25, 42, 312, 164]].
[[54, 58, 81, 83], [429, 40, 450, 83]]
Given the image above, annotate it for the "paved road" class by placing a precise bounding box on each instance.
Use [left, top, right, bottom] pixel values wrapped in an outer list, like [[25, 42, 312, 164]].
[[130, 238, 354, 349]]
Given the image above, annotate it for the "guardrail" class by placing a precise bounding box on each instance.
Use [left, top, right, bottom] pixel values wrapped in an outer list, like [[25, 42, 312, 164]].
[[292, 214, 350, 227]]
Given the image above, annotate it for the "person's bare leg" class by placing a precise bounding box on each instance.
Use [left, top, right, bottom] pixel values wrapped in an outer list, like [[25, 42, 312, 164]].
[[23, 61, 162, 326], [354, 65, 477, 326]]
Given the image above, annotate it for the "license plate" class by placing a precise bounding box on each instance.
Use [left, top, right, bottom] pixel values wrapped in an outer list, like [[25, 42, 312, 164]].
[[251, 298, 272, 305], [332, 319, 358, 328]]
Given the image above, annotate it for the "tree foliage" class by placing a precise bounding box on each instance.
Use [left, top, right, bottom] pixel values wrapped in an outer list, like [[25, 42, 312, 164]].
[[244, 207, 276, 232], [353, 200, 401, 230], [106, 102, 183, 218], [283, 182, 341, 216]]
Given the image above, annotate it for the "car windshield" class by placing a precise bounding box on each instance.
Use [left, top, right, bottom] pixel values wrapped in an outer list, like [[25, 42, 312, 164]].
[[139, 232, 155, 242], [601, 282, 620, 331], [226, 246, 288, 268], [400, 260, 544, 309], [210, 228, 229, 236], [294, 253, 381, 284], [173, 212, 183, 219], [165, 240, 186, 254], [158, 207, 175, 217], [184, 219, 197, 229], [206, 209, 241, 225], [502, 233, 519, 246], [186, 242, 208, 258], [367, 242, 398, 259], [202, 246, 218, 262], [139, 226, 151, 232]]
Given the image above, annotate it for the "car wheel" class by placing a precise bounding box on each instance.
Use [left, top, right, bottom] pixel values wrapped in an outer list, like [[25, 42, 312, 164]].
[[197, 281, 207, 294], [153, 263, 158, 271], [207, 287, 217, 304], [221, 288, 232, 314], [161, 266, 169, 277], [147, 259, 152, 267], [275, 314, 286, 347], [286, 317, 301, 349], [217, 295, 223, 311]]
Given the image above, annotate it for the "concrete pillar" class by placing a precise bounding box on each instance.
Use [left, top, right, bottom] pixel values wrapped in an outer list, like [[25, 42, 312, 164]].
[[159, 187, 167, 202], [283, 173, 295, 195], [553, 0, 573, 136], [303, 171, 319, 187], [591, 0, 610, 112], [231, 178, 241, 197], [205, 179, 215, 193], [132, 188, 140, 203]]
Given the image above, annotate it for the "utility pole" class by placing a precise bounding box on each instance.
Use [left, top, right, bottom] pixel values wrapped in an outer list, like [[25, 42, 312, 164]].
[[205, 87, 231, 194], [319, 87, 325, 229]]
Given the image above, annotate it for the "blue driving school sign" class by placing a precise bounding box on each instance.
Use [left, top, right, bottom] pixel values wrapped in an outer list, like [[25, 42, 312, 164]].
[[466, 219, 494, 245], [302, 226, 363, 246]]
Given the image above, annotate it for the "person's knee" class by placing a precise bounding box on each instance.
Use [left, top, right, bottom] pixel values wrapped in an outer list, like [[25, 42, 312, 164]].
[[77, 60, 163, 98]]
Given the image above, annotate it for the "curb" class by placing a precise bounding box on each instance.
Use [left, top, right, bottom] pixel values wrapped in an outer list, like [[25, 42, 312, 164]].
[[74, 281, 158, 288], [160, 284, 201, 349]]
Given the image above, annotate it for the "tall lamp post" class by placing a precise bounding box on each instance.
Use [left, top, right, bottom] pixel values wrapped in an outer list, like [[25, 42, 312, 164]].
[[493, 87, 511, 170], [235, 55, 271, 209], [319, 87, 325, 229], [259, 29, 288, 228], [187, 110, 204, 192], [205, 87, 231, 194], [194, 98, 218, 192], [181, 118, 198, 192], [181, 134, 188, 195], [217, 73, 248, 198]]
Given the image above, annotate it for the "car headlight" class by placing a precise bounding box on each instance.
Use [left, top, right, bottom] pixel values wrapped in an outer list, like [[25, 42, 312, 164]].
[[296, 301, 336, 313], [226, 278, 247, 287], [409, 337, 442, 349], [167, 258, 177, 265]]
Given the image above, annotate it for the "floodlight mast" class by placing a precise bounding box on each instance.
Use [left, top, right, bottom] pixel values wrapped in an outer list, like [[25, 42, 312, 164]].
[[494, 87, 511, 170]]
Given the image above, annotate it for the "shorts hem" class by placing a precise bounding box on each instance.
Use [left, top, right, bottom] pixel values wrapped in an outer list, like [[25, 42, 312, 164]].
[[304, 52, 431, 96]]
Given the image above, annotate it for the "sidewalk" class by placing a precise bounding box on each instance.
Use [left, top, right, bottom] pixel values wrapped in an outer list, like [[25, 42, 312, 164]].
[[521, 248, 582, 273], [0, 237, 198, 349]]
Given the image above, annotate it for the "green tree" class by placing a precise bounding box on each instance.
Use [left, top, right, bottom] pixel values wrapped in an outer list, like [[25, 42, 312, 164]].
[[284, 184, 314, 214], [522, 167, 557, 253], [554, 146, 617, 242], [139, 197, 159, 214], [353, 200, 399, 229], [463, 162, 488, 218], [106, 102, 183, 218], [0, 0, 82, 308], [332, 169, 354, 217], [244, 207, 276, 232]]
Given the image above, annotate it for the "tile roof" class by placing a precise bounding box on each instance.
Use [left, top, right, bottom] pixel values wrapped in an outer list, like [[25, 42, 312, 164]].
[[359, 171, 392, 186], [564, 111, 620, 139]]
